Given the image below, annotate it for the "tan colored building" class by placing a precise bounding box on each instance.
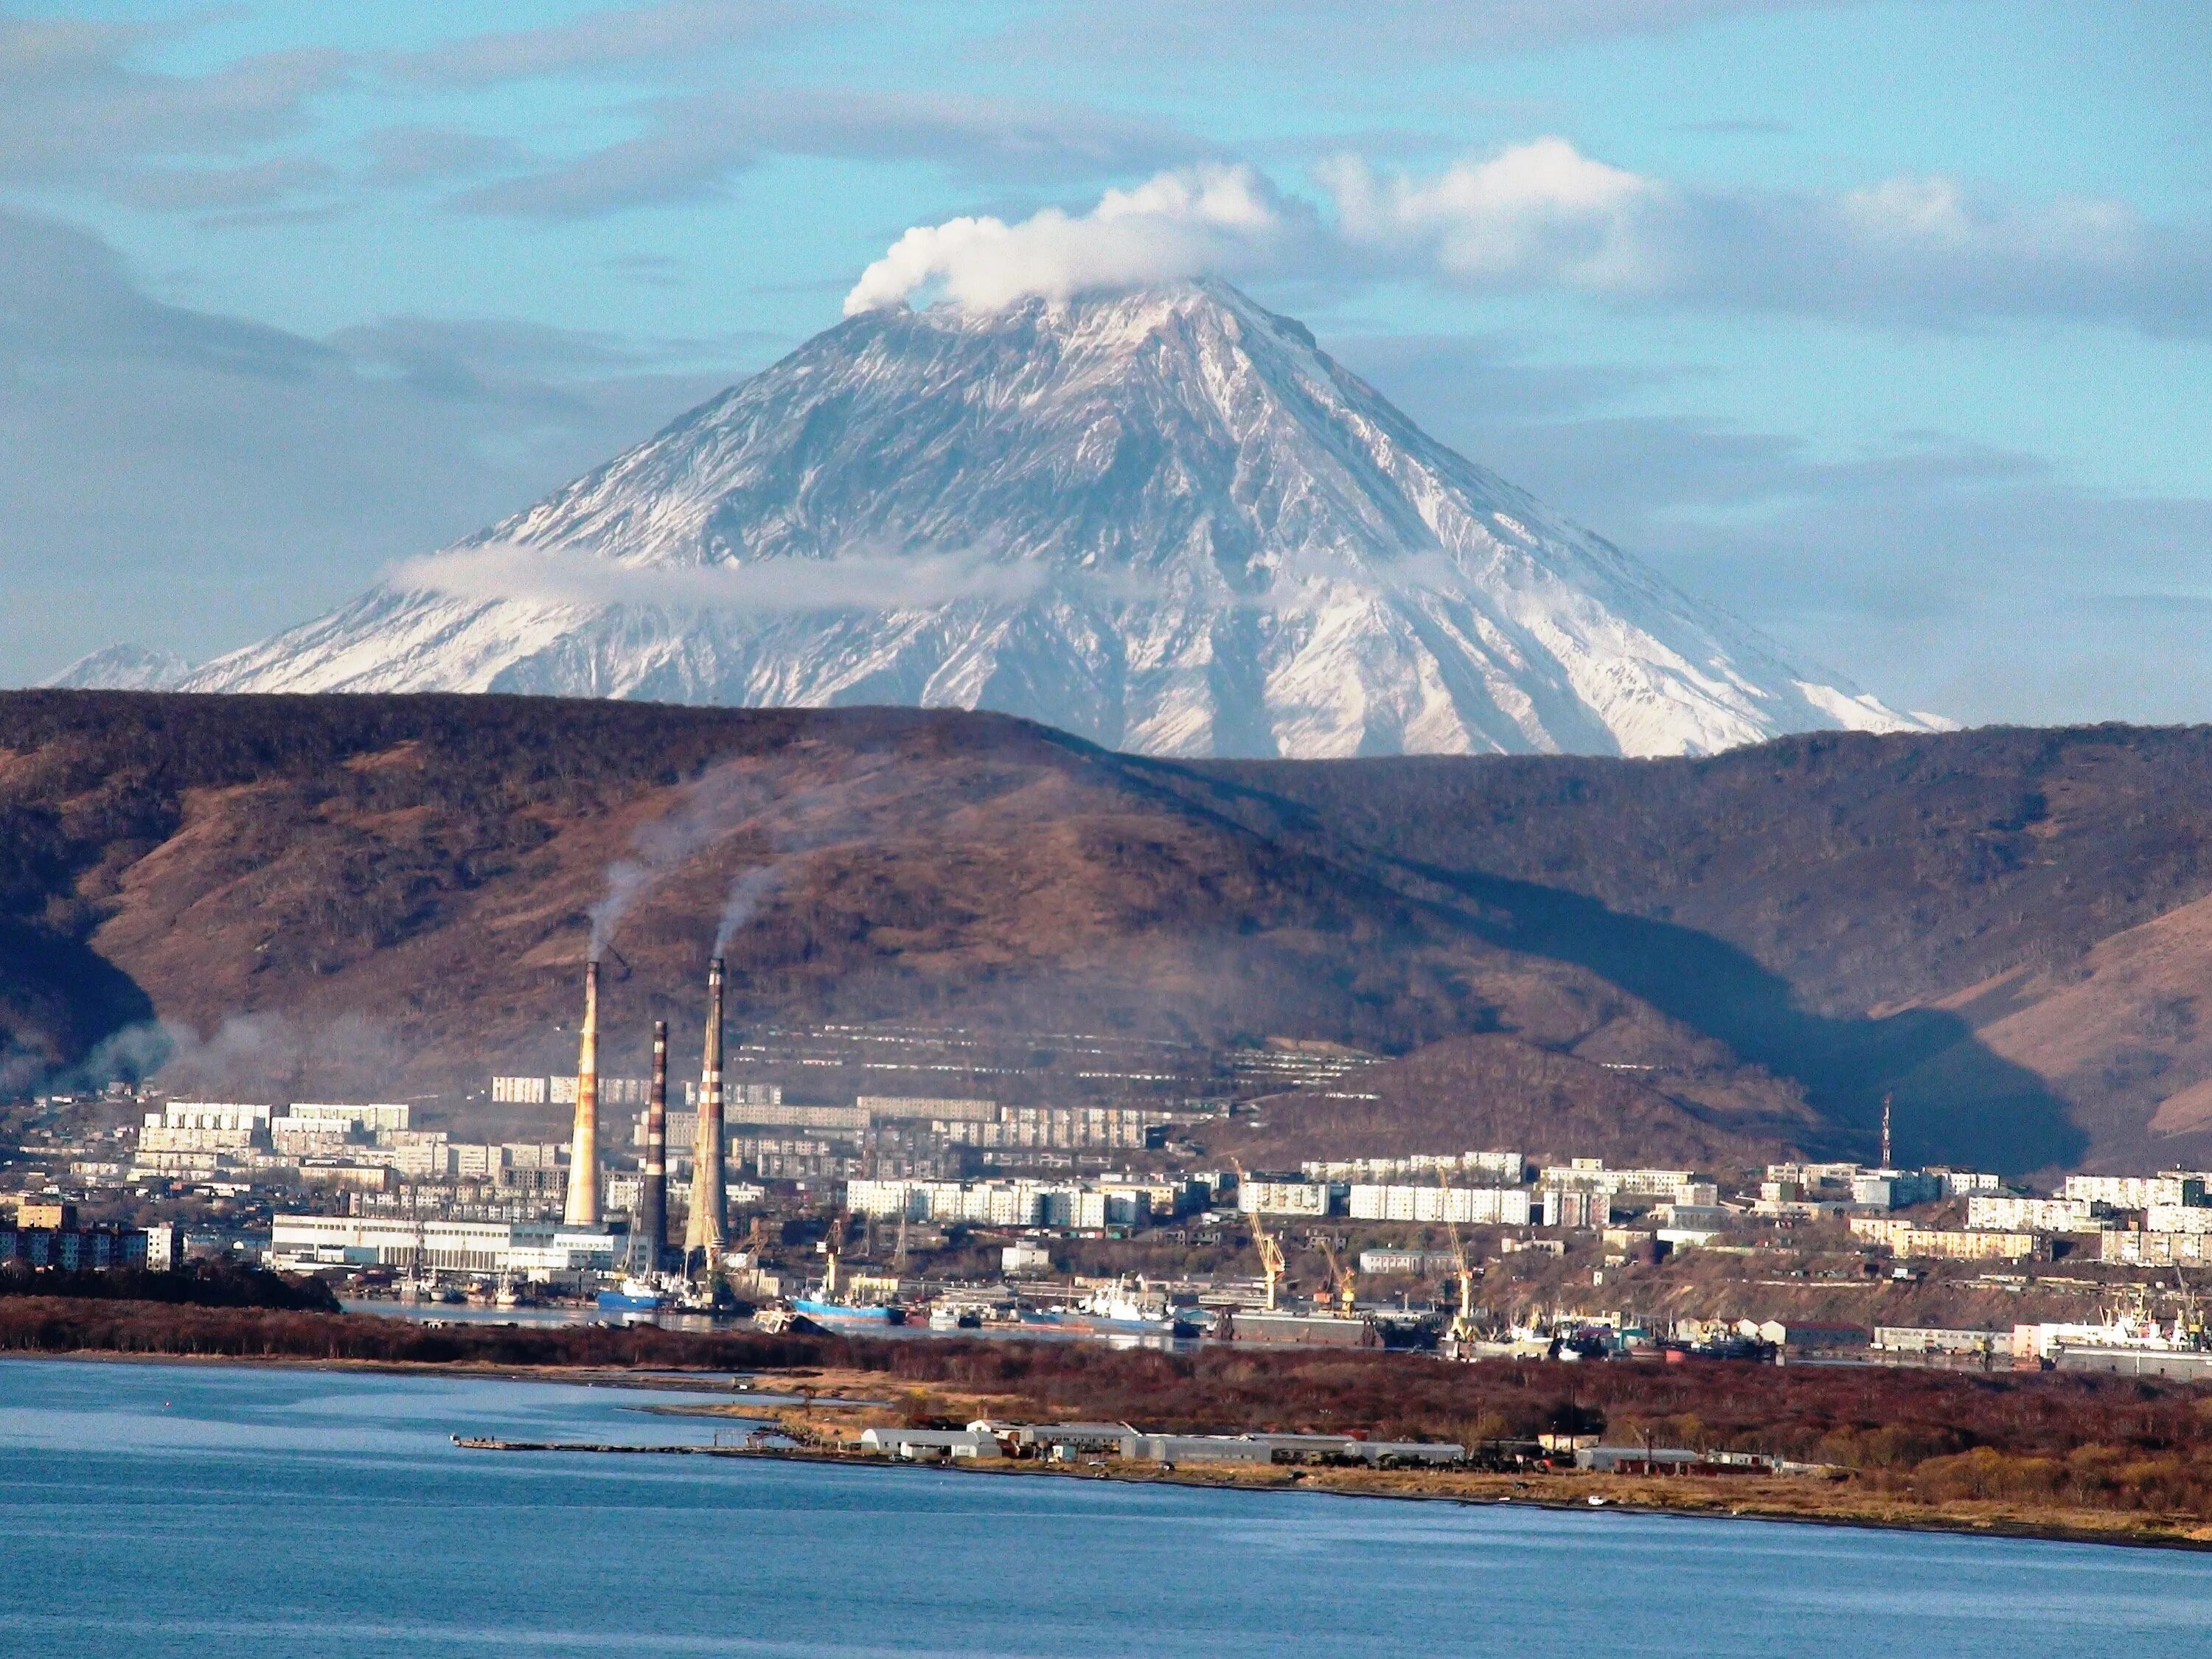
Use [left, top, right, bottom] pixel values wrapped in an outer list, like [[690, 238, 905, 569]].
[[1898, 1228, 2037, 1262], [1853, 1217, 2037, 1260]]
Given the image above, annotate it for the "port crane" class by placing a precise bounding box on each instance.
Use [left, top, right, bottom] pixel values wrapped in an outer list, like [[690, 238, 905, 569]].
[[1233, 1161, 1285, 1311], [1317, 1236, 1358, 1316], [1440, 1175, 1479, 1343]]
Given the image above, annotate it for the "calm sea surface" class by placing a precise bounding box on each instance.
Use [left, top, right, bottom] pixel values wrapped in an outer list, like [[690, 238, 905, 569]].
[[1, 1356, 2208, 1657]]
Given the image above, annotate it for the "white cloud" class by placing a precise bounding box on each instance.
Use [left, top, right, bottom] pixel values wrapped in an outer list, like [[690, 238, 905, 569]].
[[844, 162, 1290, 314], [848, 140, 2208, 333], [1323, 143, 2206, 330], [1323, 138, 1665, 289]]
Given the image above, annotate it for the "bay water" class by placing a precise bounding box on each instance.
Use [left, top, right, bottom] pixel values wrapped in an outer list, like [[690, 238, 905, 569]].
[[1, 1356, 2206, 1656]]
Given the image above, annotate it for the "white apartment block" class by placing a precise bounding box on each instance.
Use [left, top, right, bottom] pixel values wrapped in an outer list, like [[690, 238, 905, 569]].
[[2146, 1204, 2212, 1235], [1537, 1162, 1695, 1197], [844, 1178, 1151, 1229], [1238, 1180, 1339, 1217], [285, 1103, 411, 1133], [2101, 1231, 2212, 1266], [1346, 1185, 1533, 1225], [1304, 1151, 1524, 1183], [1967, 1196, 2105, 1233], [155, 1102, 274, 1133], [2062, 1174, 2206, 1209]]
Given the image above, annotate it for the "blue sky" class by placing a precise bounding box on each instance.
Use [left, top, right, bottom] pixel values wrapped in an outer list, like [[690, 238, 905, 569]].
[[2, 0, 2207, 724]]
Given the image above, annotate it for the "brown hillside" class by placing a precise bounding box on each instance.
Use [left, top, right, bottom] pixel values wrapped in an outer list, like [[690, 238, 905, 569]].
[[1210, 1031, 1804, 1171], [13, 694, 2212, 1172], [1183, 727, 2212, 1173], [0, 692, 1793, 1166]]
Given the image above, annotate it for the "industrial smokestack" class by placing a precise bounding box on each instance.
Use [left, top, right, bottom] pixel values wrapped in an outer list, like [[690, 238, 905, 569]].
[[684, 955, 727, 1270], [638, 1019, 668, 1267], [563, 959, 602, 1226]]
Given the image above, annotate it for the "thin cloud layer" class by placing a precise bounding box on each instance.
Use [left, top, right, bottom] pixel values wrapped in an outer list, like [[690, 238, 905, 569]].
[[1332, 327, 2212, 728], [1041, 0, 1846, 58], [457, 90, 1209, 218], [390, 542, 1053, 611], [0, 209, 745, 678], [0, 15, 342, 204], [387, 0, 822, 86]]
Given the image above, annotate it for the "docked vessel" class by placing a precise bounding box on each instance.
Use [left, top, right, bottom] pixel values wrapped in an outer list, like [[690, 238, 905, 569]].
[[1049, 1279, 1203, 1338], [792, 1295, 904, 1324], [1229, 1309, 1381, 1347], [595, 1278, 668, 1313], [793, 1249, 905, 1324]]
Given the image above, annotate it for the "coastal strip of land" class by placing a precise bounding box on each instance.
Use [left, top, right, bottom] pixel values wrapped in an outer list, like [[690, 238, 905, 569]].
[[448, 1427, 2212, 1554], [7, 1295, 2212, 1551]]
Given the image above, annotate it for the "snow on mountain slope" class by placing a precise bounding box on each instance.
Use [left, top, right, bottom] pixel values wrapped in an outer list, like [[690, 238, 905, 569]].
[[178, 282, 1940, 758], [41, 644, 192, 690]]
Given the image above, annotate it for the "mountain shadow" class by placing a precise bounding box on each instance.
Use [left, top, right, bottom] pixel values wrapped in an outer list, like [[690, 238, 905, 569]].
[[0, 920, 161, 1096], [1130, 754, 2089, 1175], [1400, 863, 2081, 1175]]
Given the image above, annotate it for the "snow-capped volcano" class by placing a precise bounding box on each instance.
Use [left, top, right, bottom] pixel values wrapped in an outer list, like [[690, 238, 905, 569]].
[[174, 282, 1935, 757]]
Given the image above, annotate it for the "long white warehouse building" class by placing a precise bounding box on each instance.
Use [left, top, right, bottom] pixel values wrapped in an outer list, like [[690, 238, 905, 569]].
[[271, 1214, 619, 1275]]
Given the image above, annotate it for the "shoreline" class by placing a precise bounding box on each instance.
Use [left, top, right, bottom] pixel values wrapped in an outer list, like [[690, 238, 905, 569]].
[[0, 1344, 779, 1396], [450, 1431, 2212, 1556], [10, 1345, 2211, 1555]]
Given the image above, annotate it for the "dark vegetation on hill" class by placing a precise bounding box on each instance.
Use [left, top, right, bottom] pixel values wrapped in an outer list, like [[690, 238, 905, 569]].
[[1180, 728, 2212, 1172], [4, 693, 2212, 1170], [0, 1262, 339, 1312]]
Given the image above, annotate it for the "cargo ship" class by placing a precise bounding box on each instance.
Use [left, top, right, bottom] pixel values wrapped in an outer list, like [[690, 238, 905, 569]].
[[1228, 1310, 1381, 1348], [1030, 1280, 1203, 1338], [792, 1251, 905, 1324], [791, 1295, 904, 1324]]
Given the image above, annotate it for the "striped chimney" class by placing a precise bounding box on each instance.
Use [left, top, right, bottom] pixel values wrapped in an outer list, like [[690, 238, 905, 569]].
[[639, 1018, 668, 1265], [685, 956, 727, 1265], [563, 958, 602, 1225]]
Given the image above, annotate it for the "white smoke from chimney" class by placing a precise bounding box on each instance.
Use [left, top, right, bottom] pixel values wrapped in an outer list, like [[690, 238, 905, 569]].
[[580, 762, 768, 959], [587, 860, 655, 961], [713, 865, 781, 957]]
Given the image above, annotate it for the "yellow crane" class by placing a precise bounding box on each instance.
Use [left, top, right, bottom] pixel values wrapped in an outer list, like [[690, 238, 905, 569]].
[[1317, 1236, 1357, 1316], [1233, 1160, 1285, 1312], [1440, 1176, 1478, 1342]]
